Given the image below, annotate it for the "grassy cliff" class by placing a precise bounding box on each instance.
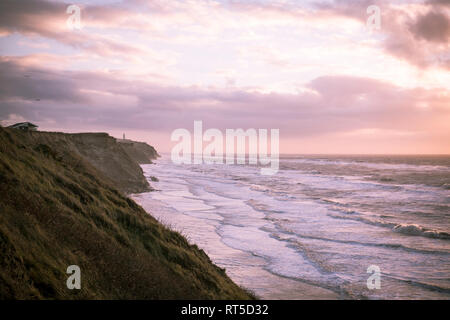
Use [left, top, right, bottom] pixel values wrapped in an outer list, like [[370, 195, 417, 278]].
[[24, 131, 156, 194], [117, 138, 160, 165], [0, 127, 253, 299]]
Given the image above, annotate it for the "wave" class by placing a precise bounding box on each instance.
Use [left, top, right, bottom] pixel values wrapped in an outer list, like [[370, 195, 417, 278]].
[[280, 158, 450, 172], [328, 214, 450, 240], [383, 274, 450, 295], [268, 227, 450, 256], [393, 224, 450, 240]]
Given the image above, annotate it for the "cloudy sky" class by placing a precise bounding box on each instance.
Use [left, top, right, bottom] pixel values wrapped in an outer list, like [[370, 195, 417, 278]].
[[0, 0, 449, 154]]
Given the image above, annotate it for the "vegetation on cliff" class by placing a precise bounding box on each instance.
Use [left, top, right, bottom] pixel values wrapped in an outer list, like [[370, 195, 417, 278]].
[[0, 127, 253, 299], [117, 138, 160, 165], [25, 131, 157, 194]]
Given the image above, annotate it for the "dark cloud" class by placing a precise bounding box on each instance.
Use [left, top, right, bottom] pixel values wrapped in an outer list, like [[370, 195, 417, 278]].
[[314, 0, 450, 69], [410, 10, 450, 43], [427, 0, 450, 6], [0, 59, 88, 103], [0, 0, 66, 36], [0, 0, 149, 58], [1, 59, 448, 139]]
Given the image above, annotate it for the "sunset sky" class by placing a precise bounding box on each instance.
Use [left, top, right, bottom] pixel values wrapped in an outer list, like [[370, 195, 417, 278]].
[[0, 0, 449, 154]]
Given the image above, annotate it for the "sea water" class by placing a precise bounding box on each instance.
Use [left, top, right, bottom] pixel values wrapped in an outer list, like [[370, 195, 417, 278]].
[[132, 155, 450, 299]]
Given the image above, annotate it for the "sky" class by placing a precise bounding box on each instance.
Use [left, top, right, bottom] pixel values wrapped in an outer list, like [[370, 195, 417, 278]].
[[0, 0, 449, 154]]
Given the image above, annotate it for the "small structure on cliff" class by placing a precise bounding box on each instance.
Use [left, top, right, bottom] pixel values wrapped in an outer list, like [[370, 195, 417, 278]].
[[8, 122, 38, 131]]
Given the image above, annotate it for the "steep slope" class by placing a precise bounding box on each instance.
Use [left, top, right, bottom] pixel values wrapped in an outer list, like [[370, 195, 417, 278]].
[[0, 126, 253, 299], [26, 131, 152, 193], [117, 138, 159, 164]]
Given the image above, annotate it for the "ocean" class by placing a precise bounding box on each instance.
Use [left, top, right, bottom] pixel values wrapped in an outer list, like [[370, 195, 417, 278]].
[[132, 155, 450, 299]]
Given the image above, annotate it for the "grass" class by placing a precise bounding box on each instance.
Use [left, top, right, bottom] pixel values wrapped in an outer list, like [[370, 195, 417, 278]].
[[0, 126, 254, 300]]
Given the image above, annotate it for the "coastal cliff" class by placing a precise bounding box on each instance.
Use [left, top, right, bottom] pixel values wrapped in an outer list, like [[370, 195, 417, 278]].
[[26, 131, 158, 194], [117, 138, 160, 165], [0, 126, 252, 299]]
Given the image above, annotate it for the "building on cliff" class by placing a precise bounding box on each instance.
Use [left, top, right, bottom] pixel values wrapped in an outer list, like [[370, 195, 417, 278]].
[[8, 122, 38, 131]]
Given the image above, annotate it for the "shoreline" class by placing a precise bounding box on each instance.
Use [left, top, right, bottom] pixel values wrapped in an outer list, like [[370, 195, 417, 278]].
[[135, 157, 450, 300], [133, 186, 340, 300]]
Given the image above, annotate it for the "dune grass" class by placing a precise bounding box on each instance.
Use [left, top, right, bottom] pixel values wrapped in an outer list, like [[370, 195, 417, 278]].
[[0, 127, 254, 299]]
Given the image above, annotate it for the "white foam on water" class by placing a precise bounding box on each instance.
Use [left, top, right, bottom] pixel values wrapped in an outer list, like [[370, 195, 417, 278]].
[[133, 157, 450, 299]]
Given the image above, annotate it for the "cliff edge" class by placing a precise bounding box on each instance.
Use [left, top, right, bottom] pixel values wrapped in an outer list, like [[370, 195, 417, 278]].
[[0, 126, 253, 299], [26, 131, 158, 194]]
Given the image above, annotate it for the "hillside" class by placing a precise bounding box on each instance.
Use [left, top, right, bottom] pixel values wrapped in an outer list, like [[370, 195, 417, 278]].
[[25, 131, 157, 194], [0, 126, 253, 299], [117, 138, 160, 164]]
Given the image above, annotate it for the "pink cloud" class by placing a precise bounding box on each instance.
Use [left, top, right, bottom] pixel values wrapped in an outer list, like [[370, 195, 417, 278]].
[[1, 58, 449, 153], [315, 0, 450, 69]]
